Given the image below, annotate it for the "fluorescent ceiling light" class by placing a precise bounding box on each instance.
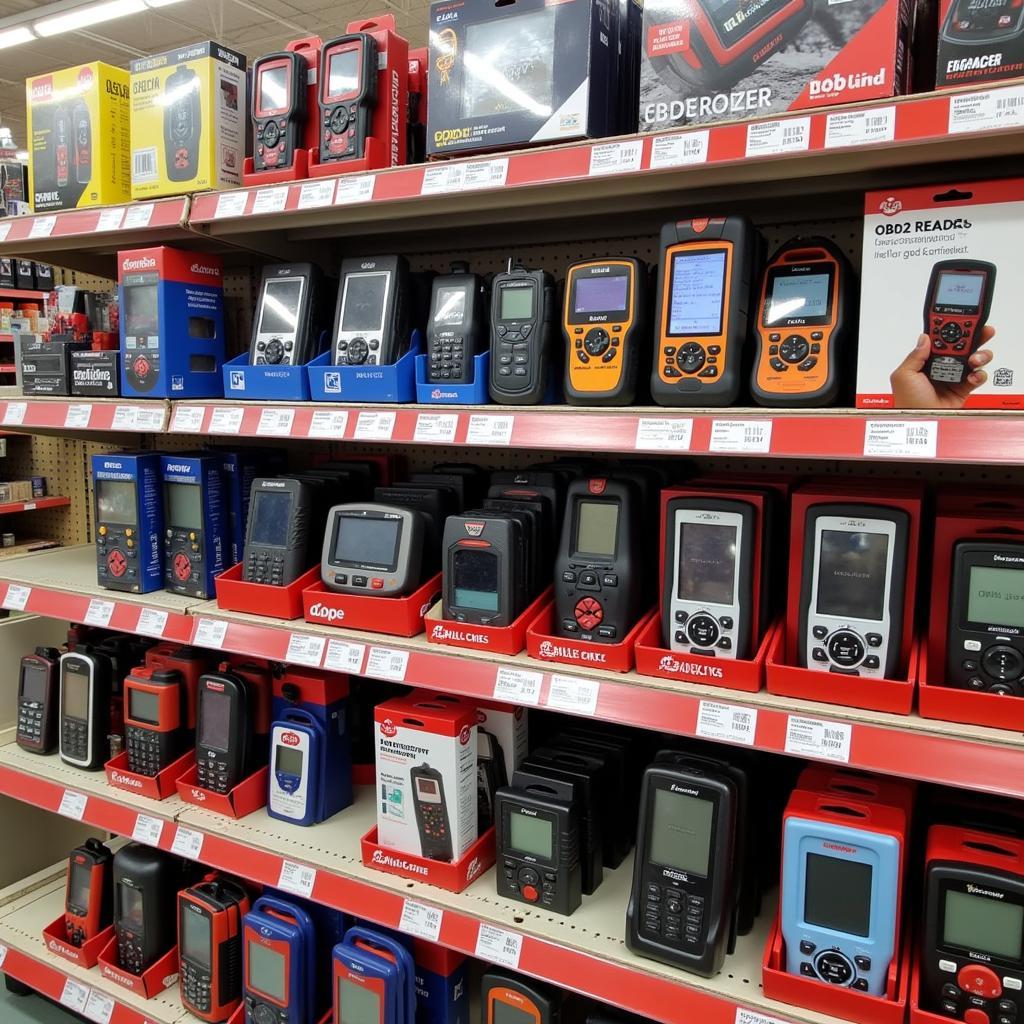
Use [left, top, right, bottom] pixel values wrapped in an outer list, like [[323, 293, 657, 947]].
[[0, 26, 34, 49], [34, 0, 145, 38], [144, 0, 187, 6]]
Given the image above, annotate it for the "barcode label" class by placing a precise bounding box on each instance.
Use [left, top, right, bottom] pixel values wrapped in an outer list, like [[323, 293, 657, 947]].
[[650, 131, 709, 168], [96, 208, 125, 232], [950, 86, 1024, 132], [123, 204, 153, 229], [366, 647, 409, 682], [746, 117, 810, 157], [286, 633, 326, 667], [825, 106, 895, 149], [3, 585, 30, 611], [635, 417, 693, 451], [696, 700, 757, 746], [786, 715, 851, 762], [709, 419, 772, 453], [252, 186, 289, 215], [298, 180, 336, 208], [132, 148, 158, 183], [466, 414, 514, 446], [589, 140, 644, 176], [864, 419, 937, 459]]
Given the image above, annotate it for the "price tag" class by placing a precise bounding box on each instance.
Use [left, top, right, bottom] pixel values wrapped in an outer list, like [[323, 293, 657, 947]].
[[256, 407, 296, 436], [785, 715, 852, 763], [29, 215, 57, 239], [193, 618, 228, 649], [589, 139, 643, 175], [3, 402, 26, 425], [735, 1009, 792, 1024], [546, 675, 599, 716], [366, 647, 409, 682], [252, 186, 289, 215], [209, 406, 245, 434], [949, 85, 1024, 133], [123, 203, 154, 229], [745, 116, 810, 157], [136, 607, 168, 638], [3, 585, 30, 611], [0, 943, 7, 967], [399, 899, 444, 941], [278, 859, 317, 897], [112, 405, 143, 430], [96, 207, 125, 232], [135, 406, 164, 431], [0, 222, 11, 242], [58, 790, 88, 821], [64, 404, 92, 429], [422, 164, 465, 194], [171, 826, 205, 860], [132, 813, 165, 846], [354, 410, 396, 441], [864, 419, 937, 459], [171, 405, 206, 432], [493, 668, 543, 706], [635, 417, 693, 451], [824, 106, 896, 149], [696, 700, 757, 746], [84, 989, 115, 1024], [324, 638, 365, 673], [22, 502, 35, 511], [475, 924, 523, 969], [60, 978, 90, 1013], [464, 414, 513, 446], [463, 158, 509, 190], [298, 180, 336, 208], [214, 191, 248, 219], [307, 409, 349, 438], [709, 419, 773, 453], [335, 175, 376, 204], [650, 130, 709, 168], [414, 413, 458, 443], [286, 632, 326, 667], [84, 598, 115, 628]]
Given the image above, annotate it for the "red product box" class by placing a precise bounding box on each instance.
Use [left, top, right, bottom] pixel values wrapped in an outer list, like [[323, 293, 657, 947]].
[[424, 587, 552, 657], [526, 602, 655, 674], [303, 572, 441, 636], [105, 747, 195, 800], [360, 823, 495, 893], [145, 642, 212, 732], [175, 764, 268, 819], [217, 562, 320, 620], [42, 918, 114, 969], [97, 937, 178, 998], [795, 764, 916, 814]]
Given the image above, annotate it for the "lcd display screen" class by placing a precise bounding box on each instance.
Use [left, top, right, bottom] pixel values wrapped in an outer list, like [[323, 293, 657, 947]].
[[333, 515, 400, 569], [165, 482, 201, 528], [677, 521, 736, 605], [199, 689, 230, 751], [275, 744, 304, 776], [765, 272, 831, 325], [668, 251, 727, 336], [118, 883, 143, 930], [129, 688, 160, 725], [966, 565, 1024, 628], [944, 888, 1024, 960], [494, 1003, 537, 1024], [453, 549, 499, 611], [574, 501, 618, 557], [340, 273, 387, 333], [574, 275, 629, 314], [258, 278, 303, 336], [499, 286, 534, 320], [338, 977, 381, 1024], [416, 777, 441, 801], [247, 940, 286, 1002], [509, 810, 553, 859], [936, 271, 984, 308], [20, 661, 48, 702], [259, 65, 288, 112], [433, 287, 466, 325], [649, 788, 713, 875], [328, 50, 359, 97], [815, 529, 889, 621], [97, 480, 136, 526], [124, 284, 158, 336], [62, 663, 89, 721], [248, 491, 291, 547], [803, 852, 872, 936], [68, 861, 90, 911], [181, 908, 211, 968]]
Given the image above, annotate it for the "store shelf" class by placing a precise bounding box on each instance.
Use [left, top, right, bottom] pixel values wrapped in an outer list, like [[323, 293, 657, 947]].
[[0, 540, 60, 559], [0, 397, 168, 434], [0, 497, 69, 515], [0, 289, 50, 302]]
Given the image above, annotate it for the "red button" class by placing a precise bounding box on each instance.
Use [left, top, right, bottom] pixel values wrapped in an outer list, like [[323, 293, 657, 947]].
[[965, 1009, 989, 1024], [574, 597, 603, 627], [371, 578, 384, 590], [133, 356, 150, 377], [522, 884, 538, 903], [958, 964, 1001, 998], [173, 552, 192, 581], [108, 549, 127, 577]]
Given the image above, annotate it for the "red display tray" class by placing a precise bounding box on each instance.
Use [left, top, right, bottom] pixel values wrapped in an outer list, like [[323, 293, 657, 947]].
[[105, 747, 194, 801], [241, 148, 311, 187], [175, 764, 268, 819], [303, 572, 441, 636], [634, 616, 775, 693], [918, 645, 1024, 732], [97, 936, 178, 998], [42, 917, 113, 969], [360, 824, 495, 893], [526, 602, 655, 673], [217, 562, 319, 620], [424, 587, 552, 657]]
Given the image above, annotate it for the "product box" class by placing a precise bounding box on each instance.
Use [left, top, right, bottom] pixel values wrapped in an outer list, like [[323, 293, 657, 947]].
[[858, 179, 1024, 409], [26, 62, 131, 212], [426, 0, 617, 158], [936, 0, 1024, 88], [118, 246, 226, 398], [0, 480, 33, 503], [15, 260, 33, 290], [129, 41, 246, 199], [71, 349, 120, 396], [414, 940, 469, 1024], [374, 695, 477, 861], [639, 0, 912, 132], [18, 337, 87, 396]]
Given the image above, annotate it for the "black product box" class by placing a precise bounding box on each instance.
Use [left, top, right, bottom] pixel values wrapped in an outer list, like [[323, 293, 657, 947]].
[[70, 349, 120, 397], [15, 260, 33, 290], [34, 263, 53, 290], [0, 259, 12, 288], [936, 0, 1024, 88], [19, 337, 89, 396], [426, 0, 618, 158]]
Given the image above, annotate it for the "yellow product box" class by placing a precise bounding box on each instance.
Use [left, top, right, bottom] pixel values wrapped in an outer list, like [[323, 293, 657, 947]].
[[26, 62, 131, 212], [129, 41, 247, 199]]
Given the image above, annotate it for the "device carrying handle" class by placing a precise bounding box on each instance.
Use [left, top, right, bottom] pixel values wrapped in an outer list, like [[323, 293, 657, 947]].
[[814, 796, 872, 820], [349, 14, 396, 32], [278, 707, 318, 729], [958, 830, 1024, 867], [344, 927, 416, 1024], [251, 895, 314, 931], [286, 36, 323, 58]]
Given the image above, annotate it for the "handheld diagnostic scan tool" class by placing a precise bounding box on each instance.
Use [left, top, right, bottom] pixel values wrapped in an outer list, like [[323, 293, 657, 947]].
[[332, 255, 410, 366], [321, 503, 425, 595], [59, 648, 111, 771], [426, 263, 489, 384], [251, 51, 307, 171], [249, 264, 323, 366], [162, 455, 227, 600], [924, 260, 996, 386], [482, 970, 562, 1024], [442, 512, 523, 627], [122, 268, 161, 393], [124, 667, 184, 777], [319, 33, 378, 164], [243, 897, 317, 1024], [411, 763, 454, 862], [16, 646, 60, 753], [268, 709, 329, 827], [65, 838, 113, 947], [333, 942, 399, 1024], [196, 672, 251, 795], [243, 477, 314, 587], [165, 64, 201, 182], [113, 844, 181, 975]]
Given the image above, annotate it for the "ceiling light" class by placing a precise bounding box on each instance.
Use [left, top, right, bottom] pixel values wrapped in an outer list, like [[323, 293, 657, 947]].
[[144, 0, 188, 6], [0, 26, 35, 50], [34, 0, 145, 38]]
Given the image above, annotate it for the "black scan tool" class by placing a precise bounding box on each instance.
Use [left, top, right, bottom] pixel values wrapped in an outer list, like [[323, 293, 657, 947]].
[[243, 477, 314, 587], [321, 503, 425, 595], [164, 65, 201, 182], [250, 264, 323, 366], [195, 672, 251, 795], [426, 262, 489, 384], [251, 51, 307, 172], [319, 33, 378, 164], [332, 255, 410, 366], [16, 646, 61, 754]]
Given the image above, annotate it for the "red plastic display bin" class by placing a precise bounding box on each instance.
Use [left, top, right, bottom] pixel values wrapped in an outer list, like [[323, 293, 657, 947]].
[[175, 764, 268, 819], [360, 824, 495, 893], [424, 587, 552, 657], [918, 644, 1024, 732], [97, 937, 178, 998], [42, 917, 113, 969], [216, 562, 320, 620], [526, 602, 655, 673], [105, 748, 194, 801], [302, 572, 441, 636]]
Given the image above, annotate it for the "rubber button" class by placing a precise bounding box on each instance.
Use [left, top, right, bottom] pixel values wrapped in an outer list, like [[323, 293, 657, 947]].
[[522, 884, 539, 902], [960, 964, 1002, 999]]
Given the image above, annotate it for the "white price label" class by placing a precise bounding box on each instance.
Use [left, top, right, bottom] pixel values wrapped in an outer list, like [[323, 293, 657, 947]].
[[96, 207, 125, 232], [475, 924, 523, 968], [307, 409, 349, 438], [286, 632, 326, 667], [366, 647, 409, 682], [171, 405, 206, 432], [3, 584, 30, 610], [785, 715, 852, 763], [2, 402, 26, 425], [414, 413, 458, 443], [209, 406, 245, 434], [135, 406, 165, 431], [214, 191, 248, 219], [422, 164, 466, 195], [278, 859, 317, 897], [193, 618, 228, 649], [123, 203, 154, 229], [132, 813, 165, 846], [709, 419, 773, 453], [745, 116, 810, 157], [252, 186, 289, 215], [324, 638, 365, 673], [493, 668, 543, 706], [465, 415, 513, 446], [399, 899, 443, 942], [58, 790, 88, 820], [546, 675, 599, 717], [463, 158, 509, 190], [335, 175, 376, 204], [256, 407, 296, 436], [111, 405, 140, 430], [696, 700, 758, 746], [0, 222, 11, 242], [354, 410, 396, 441], [635, 417, 693, 451], [824, 106, 896, 148], [29, 215, 57, 239], [22, 502, 35, 511], [84, 989, 115, 1024], [136, 607, 168, 638], [84, 598, 115, 627], [298, 180, 336, 208], [589, 140, 644, 176], [64, 404, 92, 428], [60, 979, 90, 1013], [864, 419, 937, 459], [650, 130, 709, 168], [171, 826, 205, 860], [735, 1009, 792, 1024], [949, 86, 1024, 133], [0, 943, 7, 967]]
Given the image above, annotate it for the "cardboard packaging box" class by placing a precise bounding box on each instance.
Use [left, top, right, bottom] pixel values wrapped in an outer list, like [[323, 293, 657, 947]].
[[129, 42, 246, 199], [0, 480, 35, 503], [936, 0, 1024, 89], [26, 62, 131, 212], [639, 0, 913, 132]]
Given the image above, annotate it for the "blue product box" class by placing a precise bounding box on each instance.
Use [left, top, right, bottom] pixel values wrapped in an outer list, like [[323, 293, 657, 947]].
[[307, 332, 422, 404], [91, 451, 164, 594], [414, 350, 490, 405], [220, 448, 274, 568], [118, 246, 226, 398], [414, 939, 468, 1024]]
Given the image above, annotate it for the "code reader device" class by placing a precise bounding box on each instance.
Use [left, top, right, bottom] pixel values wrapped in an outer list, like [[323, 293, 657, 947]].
[[196, 673, 251, 795], [481, 970, 562, 1024], [924, 260, 996, 386], [751, 237, 853, 407], [113, 844, 181, 975], [249, 264, 323, 366], [662, 497, 757, 659], [243, 896, 317, 1024], [412, 763, 454, 862], [269, 709, 326, 827], [442, 512, 523, 627], [343, 926, 416, 1024], [798, 504, 910, 678], [427, 262, 489, 384], [252, 51, 308, 172], [332, 255, 410, 366], [165, 64, 201, 182], [59, 648, 112, 771], [555, 478, 643, 644], [243, 477, 314, 587], [941, 0, 1024, 46], [16, 646, 60, 754], [652, 216, 757, 407], [73, 100, 91, 186], [124, 667, 184, 777], [563, 258, 647, 406], [319, 33, 378, 164], [333, 941, 399, 1024], [321, 503, 425, 595], [66, 838, 113, 948]]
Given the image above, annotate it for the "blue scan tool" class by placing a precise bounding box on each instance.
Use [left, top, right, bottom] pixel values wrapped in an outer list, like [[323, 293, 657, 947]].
[[343, 926, 417, 1024], [268, 709, 325, 827], [333, 942, 400, 1024], [242, 896, 317, 1024]]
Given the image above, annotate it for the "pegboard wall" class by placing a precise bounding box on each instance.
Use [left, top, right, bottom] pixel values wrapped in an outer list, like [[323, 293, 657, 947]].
[[1, 434, 81, 546]]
